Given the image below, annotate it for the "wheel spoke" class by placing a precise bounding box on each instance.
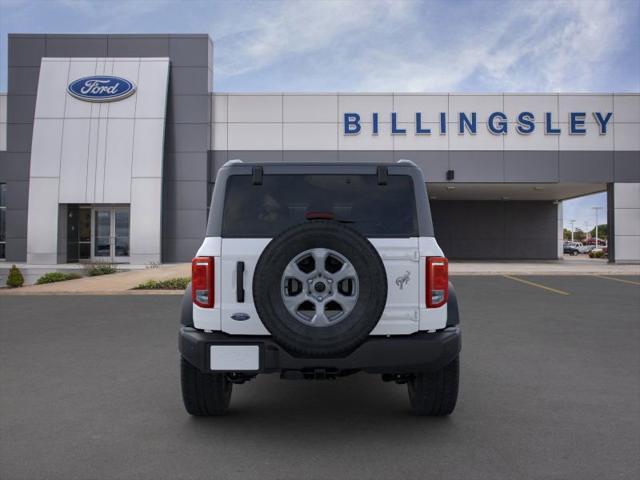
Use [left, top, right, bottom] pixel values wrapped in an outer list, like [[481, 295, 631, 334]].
[[310, 248, 329, 273], [334, 291, 358, 312], [310, 307, 331, 327], [283, 262, 309, 282], [331, 262, 357, 282], [282, 294, 308, 316]]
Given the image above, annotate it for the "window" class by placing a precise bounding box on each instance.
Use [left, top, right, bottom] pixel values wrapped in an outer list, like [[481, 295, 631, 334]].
[[222, 174, 418, 238], [0, 183, 6, 259]]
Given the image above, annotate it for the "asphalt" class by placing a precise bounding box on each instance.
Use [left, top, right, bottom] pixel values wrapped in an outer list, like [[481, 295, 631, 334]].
[[1, 276, 639, 480]]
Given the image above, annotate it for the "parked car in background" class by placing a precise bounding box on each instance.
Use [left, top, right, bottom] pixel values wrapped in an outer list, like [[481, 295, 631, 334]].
[[564, 243, 581, 256], [564, 242, 584, 255], [578, 244, 595, 254]]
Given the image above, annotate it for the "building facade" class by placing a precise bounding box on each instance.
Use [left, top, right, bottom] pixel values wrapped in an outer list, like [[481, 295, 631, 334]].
[[0, 34, 638, 264]]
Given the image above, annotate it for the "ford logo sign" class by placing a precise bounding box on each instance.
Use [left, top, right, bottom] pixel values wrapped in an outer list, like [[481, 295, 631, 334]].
[[67, 76, 136, 102]]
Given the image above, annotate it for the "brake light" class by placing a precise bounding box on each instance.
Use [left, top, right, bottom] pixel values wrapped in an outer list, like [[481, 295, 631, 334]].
[[426, 257, 448, 308], [192, 257, 214, 308]]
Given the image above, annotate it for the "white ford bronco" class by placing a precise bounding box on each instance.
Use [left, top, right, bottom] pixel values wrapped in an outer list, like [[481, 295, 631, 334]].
[[179, 160, 461, 416]]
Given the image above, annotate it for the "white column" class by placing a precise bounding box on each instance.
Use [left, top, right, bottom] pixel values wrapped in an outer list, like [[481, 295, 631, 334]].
[[612, 183, 640, 263]]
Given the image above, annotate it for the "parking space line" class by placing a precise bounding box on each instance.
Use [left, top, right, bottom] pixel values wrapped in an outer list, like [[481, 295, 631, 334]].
[[593, 275, 640, 286], [502, 275, 570, 296]]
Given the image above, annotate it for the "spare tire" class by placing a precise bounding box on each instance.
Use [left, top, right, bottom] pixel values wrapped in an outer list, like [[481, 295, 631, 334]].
[[253, 221, 387, 357]]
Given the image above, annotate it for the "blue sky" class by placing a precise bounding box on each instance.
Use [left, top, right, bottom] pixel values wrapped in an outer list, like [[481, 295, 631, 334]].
[[1, 0, 638, 228]]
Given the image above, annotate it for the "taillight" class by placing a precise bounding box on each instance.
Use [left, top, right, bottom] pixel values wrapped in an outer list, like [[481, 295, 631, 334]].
[[426, 257, 448, 308], [192, 257, 214, 308]]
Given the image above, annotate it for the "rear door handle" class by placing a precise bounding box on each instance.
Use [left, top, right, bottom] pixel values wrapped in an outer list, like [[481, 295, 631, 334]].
[[236, 261, 245, 302]]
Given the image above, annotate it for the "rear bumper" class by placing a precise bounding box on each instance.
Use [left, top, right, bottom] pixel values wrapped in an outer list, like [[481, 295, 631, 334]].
[[179, 326, 461, 374]]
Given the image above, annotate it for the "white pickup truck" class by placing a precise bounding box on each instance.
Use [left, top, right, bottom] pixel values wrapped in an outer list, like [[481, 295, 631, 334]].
[[179, 160, 461, 416]]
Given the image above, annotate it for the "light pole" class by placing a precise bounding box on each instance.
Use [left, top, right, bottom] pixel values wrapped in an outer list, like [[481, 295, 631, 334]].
[[584, 221, 590, 242], [592, 206, 603, 248], [570, 219, 576, 242]]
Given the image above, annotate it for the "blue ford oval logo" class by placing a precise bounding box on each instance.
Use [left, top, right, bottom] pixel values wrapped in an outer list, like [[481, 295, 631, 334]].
[[67, 76, 136, 102], [231, 313, 250, 321]]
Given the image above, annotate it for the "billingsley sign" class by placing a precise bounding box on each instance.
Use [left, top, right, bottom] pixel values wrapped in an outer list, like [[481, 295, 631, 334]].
[[343, 111, 613, 135]]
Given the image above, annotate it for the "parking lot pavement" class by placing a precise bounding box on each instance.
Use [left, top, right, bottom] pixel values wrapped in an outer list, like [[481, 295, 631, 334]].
[[1, 276, 639, 480]]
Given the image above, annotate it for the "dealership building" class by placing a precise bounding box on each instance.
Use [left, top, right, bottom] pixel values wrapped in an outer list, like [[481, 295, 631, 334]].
[[0, 33, 638, 264]]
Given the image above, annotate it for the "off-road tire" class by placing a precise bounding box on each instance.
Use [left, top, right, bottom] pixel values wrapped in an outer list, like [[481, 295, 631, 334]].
[[253, 220, 387, 357], [407, 356, 459, 416], [181, 357, 232, 416]]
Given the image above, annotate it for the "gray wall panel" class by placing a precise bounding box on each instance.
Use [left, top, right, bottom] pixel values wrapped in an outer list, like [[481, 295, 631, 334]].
[[169, 36, 211, 67], [283, 150, 339, 163], [8, 36, 45, 67], [6, 124, 33, 153], [5, 180, 29, 209], [107, 35, 170, 57], [167, 95, 210, 124], [164, 152, 208, 181], [163, 209, 207, 239], [7, 67, 40, 95], [5, 236, 26, 262], [165, 123, 210, 153], [45, 36, 108, 57], [0, 153, 30, 181], [209, 150, 228, 180], [169, 67, 210, 95], [226, 150, 284, 163], [338, 151, 393, 163], [505, 150, 559, 182], [614, 151, 640, 182], [393, 151, 449, 182], [559, 151, 614, 183], [431, 200, 558, 259], [6, 95, 36, 124], [450, 151, 504, 182], [163, 180, 208, 211], [6, 208, 28, 239], [162, 237, 204, 262]]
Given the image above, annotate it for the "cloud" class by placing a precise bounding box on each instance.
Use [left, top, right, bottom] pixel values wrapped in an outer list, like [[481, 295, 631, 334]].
[[0, 0, 637, 92], [212, 0, 638, 92], [212, 0, 410, 80]]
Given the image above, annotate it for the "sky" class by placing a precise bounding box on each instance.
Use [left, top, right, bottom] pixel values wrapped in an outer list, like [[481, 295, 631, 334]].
[[0, 0, 638, 228]]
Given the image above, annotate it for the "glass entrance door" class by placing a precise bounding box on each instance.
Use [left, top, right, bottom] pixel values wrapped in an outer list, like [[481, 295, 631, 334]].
[[92, 206, 130, 262]]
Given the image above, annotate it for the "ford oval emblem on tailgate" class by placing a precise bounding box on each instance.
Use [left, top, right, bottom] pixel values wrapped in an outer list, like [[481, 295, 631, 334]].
[[231, 313, 250, 321]]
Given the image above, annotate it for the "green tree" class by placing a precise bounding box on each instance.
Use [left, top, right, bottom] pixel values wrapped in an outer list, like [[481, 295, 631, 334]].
[[573, 228, 586, 242], [589, 224, 607, 240]]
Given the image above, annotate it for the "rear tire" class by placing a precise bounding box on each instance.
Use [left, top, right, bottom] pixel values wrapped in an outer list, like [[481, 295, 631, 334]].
[[181, 357, 232, 416], [407, 357, 459, 416]]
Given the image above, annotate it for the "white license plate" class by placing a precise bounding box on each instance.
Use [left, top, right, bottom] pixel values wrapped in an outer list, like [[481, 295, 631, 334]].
[[210, 345, 259, 371]]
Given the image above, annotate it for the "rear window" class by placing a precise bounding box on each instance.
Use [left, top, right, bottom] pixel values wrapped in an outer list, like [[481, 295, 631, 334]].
[[221, 174, 418, 238]]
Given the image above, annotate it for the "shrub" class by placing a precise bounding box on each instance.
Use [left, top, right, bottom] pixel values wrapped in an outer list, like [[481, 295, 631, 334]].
[[36, 272, 82, 285], [589, 250, 606, 259], [133, 277, 190, 290], [84, 262, 118, 276], [6, 265, 24, 288]]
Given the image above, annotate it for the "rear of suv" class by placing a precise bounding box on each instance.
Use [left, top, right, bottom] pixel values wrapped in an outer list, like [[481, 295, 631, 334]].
[[179, 160, 461, 416]]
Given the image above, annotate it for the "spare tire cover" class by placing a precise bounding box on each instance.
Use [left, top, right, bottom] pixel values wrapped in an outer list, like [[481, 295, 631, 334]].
[[253, 221, 387, 357]]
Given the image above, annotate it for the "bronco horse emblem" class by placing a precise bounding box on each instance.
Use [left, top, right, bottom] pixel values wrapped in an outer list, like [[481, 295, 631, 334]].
[[395, 270, 411, 290]]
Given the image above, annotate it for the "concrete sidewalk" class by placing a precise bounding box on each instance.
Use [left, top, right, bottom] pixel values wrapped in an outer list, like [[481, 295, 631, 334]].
[[0, 263, 190, 295], [449, 257, 640, 276]]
